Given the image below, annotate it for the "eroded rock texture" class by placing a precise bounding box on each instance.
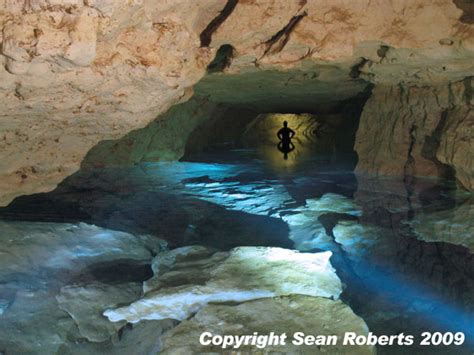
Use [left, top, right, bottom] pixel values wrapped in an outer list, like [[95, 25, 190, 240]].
[[0, 221, 170, 353], [407, 194, 474, 252], [104, 246, 342, 323], [355, 79, 473, 190], [0, 0, 473, 205], [160, 295, 374, 355], [81, 97, 223, 168], [103, 245, 375, 354], [0, 0, 216, 205]]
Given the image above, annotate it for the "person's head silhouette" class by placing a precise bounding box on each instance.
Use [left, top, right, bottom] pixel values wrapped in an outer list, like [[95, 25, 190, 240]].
[[283, 121, 288, 128]]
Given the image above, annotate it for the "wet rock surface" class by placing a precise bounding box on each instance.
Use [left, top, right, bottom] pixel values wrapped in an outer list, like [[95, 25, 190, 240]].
[[407, 195, 474, 252], [0, 221, 168, 354], [57, 283, 142, 343], [355, 80, 474, 191], [0, 163, 293, 250], [0, 218, 365, 354], [0, 221, 166, 285], [0, 150, 473, 353], [160, 295, 374, 355], [104, 246, 342, 323], [1, 0, 473, 205]]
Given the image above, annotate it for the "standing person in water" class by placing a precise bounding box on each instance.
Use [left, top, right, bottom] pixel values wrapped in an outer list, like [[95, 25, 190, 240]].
[[277, 121, 296, 160]]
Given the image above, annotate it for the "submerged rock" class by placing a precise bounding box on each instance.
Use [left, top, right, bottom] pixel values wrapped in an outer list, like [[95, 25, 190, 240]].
[[333, 221, 390, 265], [57, 283, 143, 343], [160, 295, 374, 355], [283, 193, 361, 251], [0, 288, 76, 354], [104, 246, 342, 323], [407, 198, 474, 253], [0, 221, 167, 354], [143, 245, 221, 293], [57, 319, 177, 355], [0, 221, 166, 285]]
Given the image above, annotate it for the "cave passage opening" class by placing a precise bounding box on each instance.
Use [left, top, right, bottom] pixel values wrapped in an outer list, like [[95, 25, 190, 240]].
[[182, 110, 360, 174], [179, 67, 371, 173], [0, 65, 473, 354], [79, 64, 373, 174]]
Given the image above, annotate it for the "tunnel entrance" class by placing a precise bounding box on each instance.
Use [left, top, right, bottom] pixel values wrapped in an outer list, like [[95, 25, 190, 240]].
[[0, 67, 473, 354], [183, 110, 360, 173], [79, 67, 373, 171], [177, 67, 371, 175]]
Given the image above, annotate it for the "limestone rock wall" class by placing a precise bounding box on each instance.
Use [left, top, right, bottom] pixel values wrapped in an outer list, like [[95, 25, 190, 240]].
[[0, 0, 473, 205], [437, 81, 474, 191], [355, 78, 473, 190], [81, 97, 222, 168], [0, 0, 218, 206]]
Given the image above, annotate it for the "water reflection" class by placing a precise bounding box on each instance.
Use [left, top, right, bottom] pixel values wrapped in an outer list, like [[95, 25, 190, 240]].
[[277, 120, 296, 160], [0, 148, 472, 353], [243, 113, 323, 171], [277, 121, 296, 160], [277, 140, 295, 160]]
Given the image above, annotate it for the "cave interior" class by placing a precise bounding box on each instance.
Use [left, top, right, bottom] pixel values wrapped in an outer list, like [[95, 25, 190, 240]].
[[0, 43, 473, 355]]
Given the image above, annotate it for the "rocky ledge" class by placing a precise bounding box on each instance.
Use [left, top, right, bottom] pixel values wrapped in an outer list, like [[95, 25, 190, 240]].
[[0, 221, 373, 353]]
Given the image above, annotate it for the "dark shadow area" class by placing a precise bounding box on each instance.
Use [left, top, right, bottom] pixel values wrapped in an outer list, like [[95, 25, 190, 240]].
[[206, 44, 234, 74], [200, 0, 239, 47], [182, 89, 371, 166], [453, 0, 474, 24], [72, 259, 154, 285], [0, 168, 292, 251]]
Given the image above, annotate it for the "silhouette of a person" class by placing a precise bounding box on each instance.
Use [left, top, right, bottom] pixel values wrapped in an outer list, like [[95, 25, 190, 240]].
[[277, 121, 295, 160]]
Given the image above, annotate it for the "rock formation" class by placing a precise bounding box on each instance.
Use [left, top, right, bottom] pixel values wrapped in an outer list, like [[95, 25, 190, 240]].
[[407, 194, 474, 252], [355, 79, 473, 189], [104, 246, 342, 323], [1, 0, 473, 205], [0, 139, 472, 353], [0, 220, 170, 353], [160, 295, 374, 354], [103, 245, 374, 354], [0, 222, 375, 353]]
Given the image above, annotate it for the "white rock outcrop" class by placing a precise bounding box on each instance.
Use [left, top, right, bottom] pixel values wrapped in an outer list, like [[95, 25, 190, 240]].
[[104, 246, 342, 323]]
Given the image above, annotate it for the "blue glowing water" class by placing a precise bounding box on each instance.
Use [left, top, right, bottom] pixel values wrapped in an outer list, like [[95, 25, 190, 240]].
[[173, 151, 474, 349], [0, 148, 472, 353]]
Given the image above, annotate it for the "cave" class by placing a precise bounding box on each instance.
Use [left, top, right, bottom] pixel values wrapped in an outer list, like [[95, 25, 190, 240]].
[[0, 2, 473, 355]]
